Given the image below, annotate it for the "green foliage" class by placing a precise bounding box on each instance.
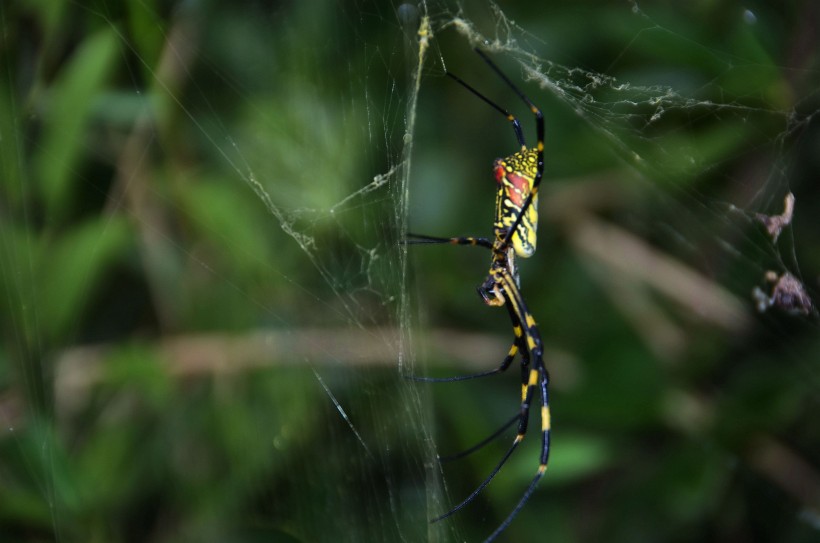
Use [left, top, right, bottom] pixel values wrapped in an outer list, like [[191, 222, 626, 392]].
[[35, 28, 120, 223], [1, 1, 818, 543]]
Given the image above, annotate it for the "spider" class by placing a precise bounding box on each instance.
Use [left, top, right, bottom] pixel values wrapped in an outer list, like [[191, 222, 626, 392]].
[[406, 49, 550, 542]]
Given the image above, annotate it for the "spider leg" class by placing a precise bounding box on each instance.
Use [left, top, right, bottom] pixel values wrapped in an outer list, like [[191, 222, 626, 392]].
[[438, 412, 519, 463], [431, 434, 524, 523], [483, 367, 550, 543], [404, 232, 518, 381], [403, 233, 493, 249], [430, 335, 538, 524], [435, 302, 530, 459], [408, 332, 522, 382], [473, 49, 545, 254], [476, 272, 551, 543], [431, 274, 543, 524], [445, 71, 526, 148]]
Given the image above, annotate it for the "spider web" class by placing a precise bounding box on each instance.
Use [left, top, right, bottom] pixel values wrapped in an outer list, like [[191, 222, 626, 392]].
[[1, 1, 819, 542]]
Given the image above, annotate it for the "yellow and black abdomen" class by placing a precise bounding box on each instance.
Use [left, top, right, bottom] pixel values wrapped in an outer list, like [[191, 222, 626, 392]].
[[493, 148, 539, 258]]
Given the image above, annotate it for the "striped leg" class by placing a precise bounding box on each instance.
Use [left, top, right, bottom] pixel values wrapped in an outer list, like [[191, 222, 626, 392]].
[[483, 365, 550, 543], [403, 232, 493, 249]]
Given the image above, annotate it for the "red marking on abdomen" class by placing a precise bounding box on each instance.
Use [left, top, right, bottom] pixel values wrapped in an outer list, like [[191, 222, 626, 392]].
[[494, 162, 506, 184], [506, 172, 530, 207]]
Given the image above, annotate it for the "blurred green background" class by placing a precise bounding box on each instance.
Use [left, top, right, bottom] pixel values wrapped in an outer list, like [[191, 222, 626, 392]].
[[1, 1, 819, 542]]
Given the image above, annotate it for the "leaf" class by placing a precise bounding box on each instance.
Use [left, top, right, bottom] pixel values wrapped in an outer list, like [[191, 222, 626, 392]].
[[179, 177, 273, 274], [542, 431, 615, 484], [42, 216, 132, 342], [35, 27, 119, 223]]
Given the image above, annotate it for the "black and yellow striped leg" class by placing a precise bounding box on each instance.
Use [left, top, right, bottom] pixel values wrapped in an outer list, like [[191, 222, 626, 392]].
[[435, 318, 529, 460], [463, 270, 549, 543], [431, 294, 538, 523], [484, 368, 550, 543], [409, 337, 521, 383], [431, 338, 539, 524], [445, 71, 527, 148], [403, 232, 493, 249], [505, 302, 532, 402], [538, 367, 551, 469]]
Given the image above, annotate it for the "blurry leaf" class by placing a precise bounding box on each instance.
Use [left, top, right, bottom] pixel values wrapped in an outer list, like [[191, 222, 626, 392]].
[[42, 217, 132, 342], [650, 443, 729, 524], [35, 27, 118, 223], [94, 90, 153, 129], [543, 431, 614, 485], [647, 120, 757, 182], [180, 177, 272, 274], [0, 82, 24, 208], [126, 0, 164, 73], [723, 25, 787, 108], [104, 344, 171, 408], [0, 483, 54, 530], [0, 419, 69, 527], [716, 362, 807, 447], [24, 0, 68, 48], [73, 412, 148, 515], [0, 223, 41, 350], [494, 431, 614, 505], [237, 93, 361, 212]]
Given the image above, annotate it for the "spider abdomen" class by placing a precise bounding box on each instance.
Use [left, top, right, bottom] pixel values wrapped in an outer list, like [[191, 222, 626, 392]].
[[494, 149, 539, 258]]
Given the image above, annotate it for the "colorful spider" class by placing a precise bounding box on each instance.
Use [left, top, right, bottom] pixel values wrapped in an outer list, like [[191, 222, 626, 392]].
[[406, 49, 550, 542]]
